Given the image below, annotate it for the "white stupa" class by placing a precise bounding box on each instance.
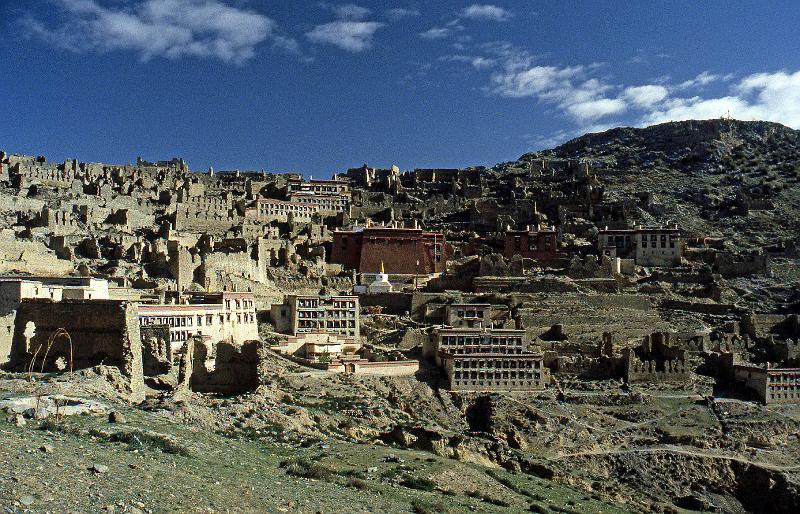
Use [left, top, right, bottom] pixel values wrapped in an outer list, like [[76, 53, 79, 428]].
[[367, 261, 393, 293]]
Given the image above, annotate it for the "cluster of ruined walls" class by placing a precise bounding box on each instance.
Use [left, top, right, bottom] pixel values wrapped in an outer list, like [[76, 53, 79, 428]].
[[742, 313, 800, 339], [9, 299, 145, 402], [186, 339, 267, 394], [625, 356, 689, 383]]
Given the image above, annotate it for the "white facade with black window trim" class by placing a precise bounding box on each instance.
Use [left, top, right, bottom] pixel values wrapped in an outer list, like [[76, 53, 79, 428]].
[[270, 294, 360, 342], [427, 327, 549, 391], [598, 223, 682, 267], [138, 292, 258, 349]]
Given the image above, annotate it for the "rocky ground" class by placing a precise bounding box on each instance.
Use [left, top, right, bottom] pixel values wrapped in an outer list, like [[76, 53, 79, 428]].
[[2, 353, 799, 513]]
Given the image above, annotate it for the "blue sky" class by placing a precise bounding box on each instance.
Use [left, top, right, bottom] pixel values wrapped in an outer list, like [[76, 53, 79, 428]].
[[1, 1, 799, 177]]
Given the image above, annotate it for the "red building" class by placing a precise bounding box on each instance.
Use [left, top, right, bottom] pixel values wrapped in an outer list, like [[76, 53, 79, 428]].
[[331, 226, 447, 274], [503, 227, 558, 261]]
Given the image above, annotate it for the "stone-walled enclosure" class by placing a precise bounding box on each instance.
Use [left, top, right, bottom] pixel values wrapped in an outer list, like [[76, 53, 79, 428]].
[[10, 299, 145, 402]]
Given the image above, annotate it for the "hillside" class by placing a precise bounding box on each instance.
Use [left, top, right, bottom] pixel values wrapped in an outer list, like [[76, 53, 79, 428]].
[[515, 120, 800, 247]]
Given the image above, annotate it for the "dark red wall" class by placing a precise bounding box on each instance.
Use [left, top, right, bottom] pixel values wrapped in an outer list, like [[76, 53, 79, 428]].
[[503, 230, 558, 261], [331, 228, 448, 274]]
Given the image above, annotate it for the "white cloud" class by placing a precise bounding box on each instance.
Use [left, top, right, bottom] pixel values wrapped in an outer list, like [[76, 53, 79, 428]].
[[322, 3, 371, 21], [492, 64, 800, 131], [489, 65, 584, 99], [419, 19, 466, 40], [643, 70, 800, 128], [385, 8, 421, 20], [565, 98, 627, 122], [306, 20, 385, 52], [476, 40, 800, 130], [488, 63, 630, 124], [445, 43, 800, 143], [480, 41, 534, 72], [441, 54, 495, 69], [623, 85, 669, 107], [21, 0, 285, 64], [419, 27, 452, 39], [460, 4, 512, 22], [675, 71, 730, 90]]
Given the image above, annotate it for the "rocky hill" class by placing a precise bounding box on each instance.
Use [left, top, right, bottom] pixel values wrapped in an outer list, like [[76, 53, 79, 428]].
[[529, 120, 800, 171], [515, 120, 800, 248]]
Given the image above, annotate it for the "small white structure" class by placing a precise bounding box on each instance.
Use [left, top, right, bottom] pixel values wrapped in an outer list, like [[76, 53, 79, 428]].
[[367, 261, 393, 293]]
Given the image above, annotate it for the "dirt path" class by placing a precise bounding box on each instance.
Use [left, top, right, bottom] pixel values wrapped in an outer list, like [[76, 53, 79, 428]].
[[551, 444, 800, 472]]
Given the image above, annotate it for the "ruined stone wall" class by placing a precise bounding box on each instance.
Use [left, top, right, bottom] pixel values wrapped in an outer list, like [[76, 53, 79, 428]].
[[11, 162, 76, 188], [623, 348, 688, 384], [357, 292, 412, 315], [38, 207, 81, 235], [548, 353, 618, 379], [141, 325, 172, 376], [166, 240, 198, 291], [474, 276, 578, 294], [10, 299, 144, 402], [714, 252, 769, 277], [200, 250, 266, 289], [517, 294, 666, 343], [174, 207, 236, 234], [188, 339, 266, 394], [661, 300, 739, 316], [742, 313, 800, 339], [0, 236, 73, 276], [0, 313, 15, 368]]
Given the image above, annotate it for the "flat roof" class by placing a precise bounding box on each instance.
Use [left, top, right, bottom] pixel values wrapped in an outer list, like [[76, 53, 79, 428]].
[[599, 228, 680, 233], [438, 350, 543, 358], [734, 364, 800, 373], [437, 328, 525, 334], [293, 295, 358, 300], [334, 226, 444, 237], [138, 304, 223, 313]]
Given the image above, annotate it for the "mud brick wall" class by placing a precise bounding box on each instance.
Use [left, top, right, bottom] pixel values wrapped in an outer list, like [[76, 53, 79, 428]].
[[357, 292, 412, 315], [189, 340, 266, 394], [624, 349, 689, 384], [714, 252, 769, 277], [742, 313, 800, 339], [141, 325, 172, 376], [11, 299, 144, 402], [517, 294, 669, 344]]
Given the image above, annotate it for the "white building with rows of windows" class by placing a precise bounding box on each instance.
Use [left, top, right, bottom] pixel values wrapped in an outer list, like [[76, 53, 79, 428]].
[[137, 292, 258, 349], [270, 294, 359, 340], [598, 224, 682, 267]]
